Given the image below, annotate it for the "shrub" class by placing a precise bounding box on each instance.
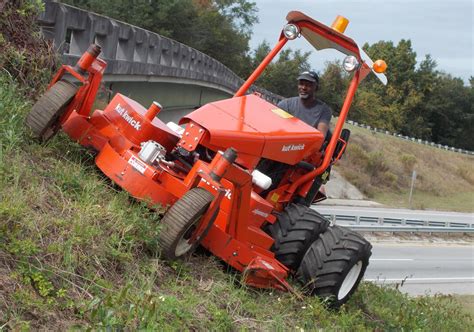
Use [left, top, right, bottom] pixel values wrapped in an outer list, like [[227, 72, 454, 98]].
[[400, 153, 417, 172], [457, 165, 474, 185], [382, 171, 399, 187], [366, 151, 389, 176], [0, 0, 58, 98], [346, 144, 369, 167]]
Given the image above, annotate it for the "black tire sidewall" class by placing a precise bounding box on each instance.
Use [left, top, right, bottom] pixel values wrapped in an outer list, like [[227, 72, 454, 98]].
[[267, 203, 329, 270], [167, 200, 211, 259], [297, 225, 372, 308], [326, 244, 370, 307]]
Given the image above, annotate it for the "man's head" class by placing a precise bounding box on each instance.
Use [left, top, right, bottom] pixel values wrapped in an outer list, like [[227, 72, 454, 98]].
[[297, 70, 319, 100]]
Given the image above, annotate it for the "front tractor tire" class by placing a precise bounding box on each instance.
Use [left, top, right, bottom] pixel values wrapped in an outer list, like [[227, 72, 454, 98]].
[[158, 188, 214, 260], [267, 203, 329, 270], [296, 225, 372, 309], [25, 79, 78, 142]]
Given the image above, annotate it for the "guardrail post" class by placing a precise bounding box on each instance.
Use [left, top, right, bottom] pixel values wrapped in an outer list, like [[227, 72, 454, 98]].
[[378, 217, 383, 225]]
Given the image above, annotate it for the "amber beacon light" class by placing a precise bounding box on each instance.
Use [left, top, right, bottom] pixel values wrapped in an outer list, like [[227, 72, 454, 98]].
[[373, 60, 387, 73], [331, 15, 349, 33]]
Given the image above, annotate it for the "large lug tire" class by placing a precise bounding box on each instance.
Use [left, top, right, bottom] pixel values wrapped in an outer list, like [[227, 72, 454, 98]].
[[296, 225, 372, 309], [266, 203, 330, 270], [158, 188, 214, 260], [25, 80, 78, 142]]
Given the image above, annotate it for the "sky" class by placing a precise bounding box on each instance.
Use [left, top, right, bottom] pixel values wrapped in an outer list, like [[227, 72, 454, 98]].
[[249, 0, 473, 82]]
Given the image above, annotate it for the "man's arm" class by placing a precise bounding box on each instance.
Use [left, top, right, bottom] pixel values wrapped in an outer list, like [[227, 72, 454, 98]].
[[316, 105, 332, 137], [317, 122, 329, 137]]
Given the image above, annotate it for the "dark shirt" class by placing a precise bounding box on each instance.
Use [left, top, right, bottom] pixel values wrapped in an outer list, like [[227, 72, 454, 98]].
[[277, 97, 332, 128]]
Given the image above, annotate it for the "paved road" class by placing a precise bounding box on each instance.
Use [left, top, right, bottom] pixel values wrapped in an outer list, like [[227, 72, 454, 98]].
[[313, 205, 474, 225], [365, 243, 474, 295]]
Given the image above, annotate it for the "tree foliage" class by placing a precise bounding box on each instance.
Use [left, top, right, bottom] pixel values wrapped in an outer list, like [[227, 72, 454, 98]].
[[321, 40, 473, 150], [251, 41, 311, 97]]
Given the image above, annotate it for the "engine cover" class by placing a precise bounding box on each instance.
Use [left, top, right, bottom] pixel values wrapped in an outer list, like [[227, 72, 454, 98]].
[[181, 94, 324, 165]]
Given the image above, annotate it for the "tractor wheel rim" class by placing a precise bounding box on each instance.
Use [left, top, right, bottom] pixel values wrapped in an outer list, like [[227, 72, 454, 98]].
[[338, 260, 363, 300], [174, 215, 202, 257]]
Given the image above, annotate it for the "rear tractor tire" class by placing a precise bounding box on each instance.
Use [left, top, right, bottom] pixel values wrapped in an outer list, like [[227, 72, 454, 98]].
[[25, 80, 78, 142], [158, 188, 214, 260], [296, 225, 372, 309], [266, 203, 329, 270]]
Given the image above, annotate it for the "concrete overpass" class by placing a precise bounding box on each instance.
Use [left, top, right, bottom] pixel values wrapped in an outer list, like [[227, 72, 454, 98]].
[[38, 1, 281, 114]]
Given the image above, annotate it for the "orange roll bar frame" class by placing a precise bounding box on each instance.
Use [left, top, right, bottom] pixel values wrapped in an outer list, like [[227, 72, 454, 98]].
[[234, 37, 288, 97]]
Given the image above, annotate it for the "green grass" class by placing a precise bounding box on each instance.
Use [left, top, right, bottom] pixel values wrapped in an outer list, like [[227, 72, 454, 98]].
[[1, 74, 473, 330]]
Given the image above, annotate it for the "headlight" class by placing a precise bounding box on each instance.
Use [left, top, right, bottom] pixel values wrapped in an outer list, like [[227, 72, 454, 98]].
[[283, 24, 300, 40], [343, 55, 359, 72]]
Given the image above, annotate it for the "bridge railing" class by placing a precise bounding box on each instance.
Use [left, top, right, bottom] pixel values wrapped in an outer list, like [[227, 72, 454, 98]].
[[38, 1, 282, 104]]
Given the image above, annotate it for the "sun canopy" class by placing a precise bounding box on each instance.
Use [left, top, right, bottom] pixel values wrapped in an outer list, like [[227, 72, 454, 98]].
[[286, 11, 387, 85]]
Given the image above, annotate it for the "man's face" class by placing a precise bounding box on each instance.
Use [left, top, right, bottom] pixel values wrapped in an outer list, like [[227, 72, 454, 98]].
[[298, 79, 317, 100]]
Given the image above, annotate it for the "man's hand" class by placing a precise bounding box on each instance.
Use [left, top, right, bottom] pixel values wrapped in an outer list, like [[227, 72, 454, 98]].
[[317, 122, 329, 137]]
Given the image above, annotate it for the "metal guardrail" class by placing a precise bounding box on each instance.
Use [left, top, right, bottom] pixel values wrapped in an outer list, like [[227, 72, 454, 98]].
[[323, 214, 474, 233], [346, 120, 474, 156], [347, 225, 473, 233]]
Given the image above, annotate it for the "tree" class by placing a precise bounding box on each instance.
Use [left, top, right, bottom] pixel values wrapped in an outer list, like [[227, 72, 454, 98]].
[[249, 41, 311, 97], [423, 74, 472, 148], [317, 61, 349, 115]]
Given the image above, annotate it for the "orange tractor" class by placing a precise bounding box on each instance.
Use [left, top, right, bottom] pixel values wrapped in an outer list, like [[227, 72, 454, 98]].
[[27, 11, 387, 307]]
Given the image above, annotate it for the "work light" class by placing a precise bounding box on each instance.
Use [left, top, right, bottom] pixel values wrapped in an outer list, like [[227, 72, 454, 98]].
[[343, 55, 359, 72], [283, 24, 300, 40]]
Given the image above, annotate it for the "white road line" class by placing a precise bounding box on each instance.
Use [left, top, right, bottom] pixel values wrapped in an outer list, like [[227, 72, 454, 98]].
[[366, 277, 474, 282], [370, 258, 414, 261]]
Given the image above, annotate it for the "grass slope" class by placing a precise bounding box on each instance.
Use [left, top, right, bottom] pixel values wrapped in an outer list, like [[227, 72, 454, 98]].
[[334, 121, 474, 212], [0, 75, 473, 330]]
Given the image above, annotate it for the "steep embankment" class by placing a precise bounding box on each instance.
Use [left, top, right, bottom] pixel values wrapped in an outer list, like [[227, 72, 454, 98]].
[[1, 74, 473, 330], [332, 120, 474, 212], [1, 2, 472, 328]]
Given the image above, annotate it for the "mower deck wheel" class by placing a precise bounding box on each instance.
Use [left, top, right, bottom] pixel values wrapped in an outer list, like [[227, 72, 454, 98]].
[[296, 225, 372, 309], [158, 187, 214, 260], [266, 203, 329, 270], [25, 79, 78, 142]]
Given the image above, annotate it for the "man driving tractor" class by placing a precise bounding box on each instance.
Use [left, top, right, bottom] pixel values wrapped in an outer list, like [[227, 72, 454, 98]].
[[278, 70, 332, 138]]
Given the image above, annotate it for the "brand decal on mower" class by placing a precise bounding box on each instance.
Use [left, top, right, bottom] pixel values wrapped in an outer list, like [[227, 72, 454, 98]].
[[281, 143, 305, 152], [115, 103, 142, 130], [252, 209, 269, 218], [128, 155, 146, 174]]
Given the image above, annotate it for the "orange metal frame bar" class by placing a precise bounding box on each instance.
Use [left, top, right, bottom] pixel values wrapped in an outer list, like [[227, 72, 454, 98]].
[[234, 37, 288, 97]]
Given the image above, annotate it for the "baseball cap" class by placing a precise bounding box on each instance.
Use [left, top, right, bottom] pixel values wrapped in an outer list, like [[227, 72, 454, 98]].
[[297, 70, 319, 83]]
